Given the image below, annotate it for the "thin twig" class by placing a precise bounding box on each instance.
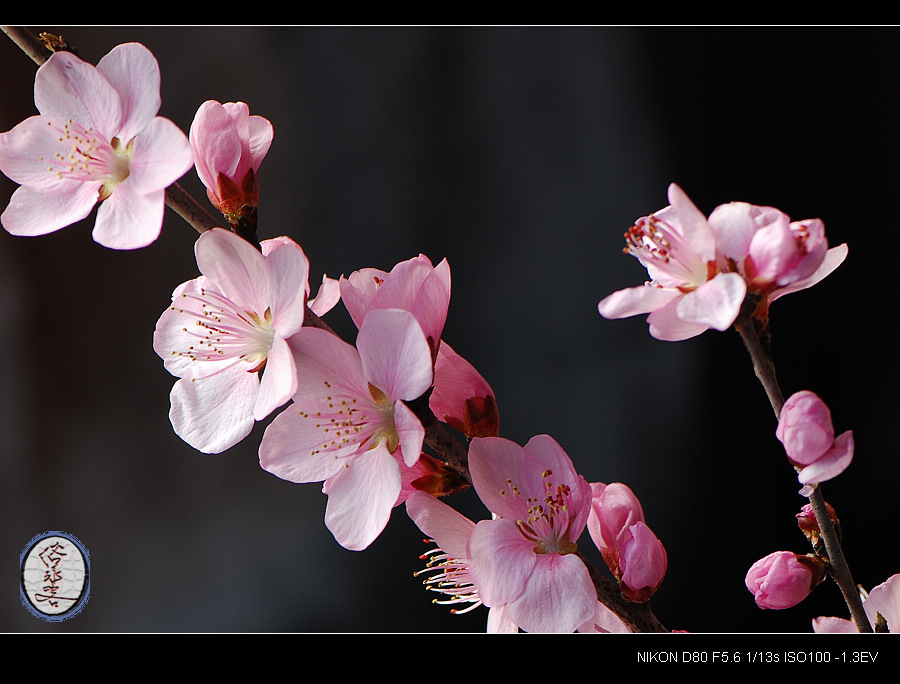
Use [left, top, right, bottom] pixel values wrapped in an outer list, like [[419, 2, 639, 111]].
[[734, 303, 872, 633]]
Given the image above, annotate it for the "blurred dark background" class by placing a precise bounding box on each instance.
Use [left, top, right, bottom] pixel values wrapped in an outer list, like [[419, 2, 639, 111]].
[[1, 26, 896, 633]]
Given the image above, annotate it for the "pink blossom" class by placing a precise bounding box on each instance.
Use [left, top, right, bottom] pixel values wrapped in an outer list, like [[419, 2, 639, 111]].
[[776, 390, 854, 492], [189, 100, 273, 223], [707, 200, 848, 307], [465, 434, 596, 633], [259, 308, 433, 551], [153, 228, 309, 453], [340, 254, 451, 357], [598, 183, 747, 341], [587, 482, 667, 602], [0, 43, 192, 249], [813, 574, 900, 632], [745, 551, 826, 610]]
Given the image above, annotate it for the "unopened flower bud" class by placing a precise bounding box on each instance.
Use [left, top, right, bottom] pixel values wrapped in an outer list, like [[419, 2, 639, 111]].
[[745, 551, 826, 610], [776, 391, 854, 490], [796, 501, 841, 552], [618, 520, 668, 602]]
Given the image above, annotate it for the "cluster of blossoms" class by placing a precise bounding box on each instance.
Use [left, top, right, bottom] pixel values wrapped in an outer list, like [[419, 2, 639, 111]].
[[2, 35, 893, 634], [598, 183, 848, 341]]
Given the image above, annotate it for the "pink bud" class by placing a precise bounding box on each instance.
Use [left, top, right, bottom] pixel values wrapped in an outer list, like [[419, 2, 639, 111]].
[[745, 551, 825, 610], [618, 521, 668, 602], [587, 482, 645, 575], [189, 100, 273, 222], [776, 391, 854, 488]]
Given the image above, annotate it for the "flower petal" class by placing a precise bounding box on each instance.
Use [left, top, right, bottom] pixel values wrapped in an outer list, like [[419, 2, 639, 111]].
[[323, 443, 402, 551], [95, 43, 162, 141], [467, 518, 535, 607], [507, 553, 596, 633], [598, 285, 680, 319], [864, 573, 900, 632], [405, 491, 475, 560], [1, 182, 98, 237], [126, 116, 193, 196], [92, 185, 164, 249], [393, 398, 425, 467], [260, 236, 309, 337], [356, 308, 433, 401], [675, 272, 746, 331], [253, 334, 297, 420], [195, 227, 269, 312], [35, 51, 122, 140], [168, 367, 258, 454]]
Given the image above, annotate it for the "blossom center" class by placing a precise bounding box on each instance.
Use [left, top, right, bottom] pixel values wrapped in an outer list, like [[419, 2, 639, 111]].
[[299, 381, 400, 459], [170, 287, 275, 372], [624, 216, 709, 288], [42, 119, 133, 199], [508, 469, 578, 556]]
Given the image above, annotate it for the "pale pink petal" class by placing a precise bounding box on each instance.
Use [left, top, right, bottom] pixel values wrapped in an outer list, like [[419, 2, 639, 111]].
[[34, 51, 122, 139], [769, 243, 848, 303], [260, 236, 309, 335], [0, 115, 97, 191], [409, 257, 451, 345], [153, 276, 234, 380], [468, 437, 540, 520], [748, 216, 801, 284], [812, 616, 857, 633], [707, 201, 759, 262], [675, 272, 746, 331], [323, 443, 402, 551], [508, 553, 596, 633], [356, 308, 433, 401], [798, 430, 854, 486], [467, 518, 535, 607], [288, 326, 367, 401], [646, 299, 709, 341], [168, 368, 258, 454], [309, 275, 341, 316], [578, 601, 632, 633], [598, 285, 681, 320], [864, 574, 900, 632], [487, 605, 519, 633], [92, 185, 164, 249], [666, 183, 715, 261], [405, 491, 475, 560], [339, 267, 387, 329], [1, 182, 98, 237], [125, 117, 193, 196], [253, 335, 297, 420], [393, 399, 425, 467], [95, 43, 162, 141], [195, 228, 269, 312], [258, 406, 354, 484]]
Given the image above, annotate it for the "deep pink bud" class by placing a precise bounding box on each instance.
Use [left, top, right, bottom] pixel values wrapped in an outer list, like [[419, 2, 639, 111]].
[[618, 521, 668, 602], [776, 391, 854, 491], [745, 551, 826, 610], [587, 482, 644, 575], [588, 482, 667, 601], [796, 501, 841, 552]]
